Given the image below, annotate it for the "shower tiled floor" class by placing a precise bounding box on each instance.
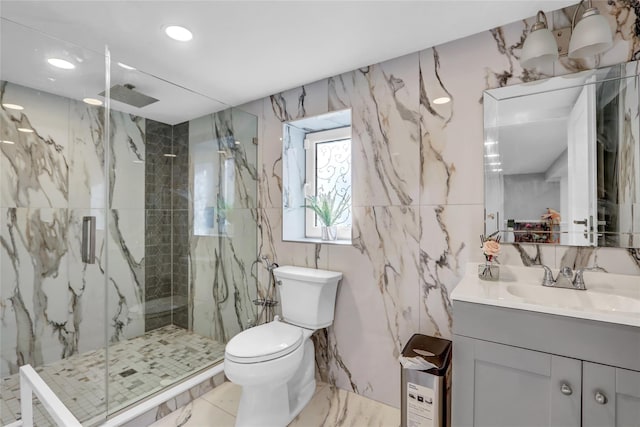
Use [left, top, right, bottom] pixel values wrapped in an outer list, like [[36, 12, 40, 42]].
[[1, 325, 225, 426]]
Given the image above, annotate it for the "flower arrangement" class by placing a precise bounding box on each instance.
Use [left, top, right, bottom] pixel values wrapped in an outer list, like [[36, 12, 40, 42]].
[[479, 232, 501, 280]]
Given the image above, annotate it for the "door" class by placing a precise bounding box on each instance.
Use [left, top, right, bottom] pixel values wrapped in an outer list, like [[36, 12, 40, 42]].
[[452, 336, 581, 427], [583, 362, 640, 427], [567, 83, 598, 245]]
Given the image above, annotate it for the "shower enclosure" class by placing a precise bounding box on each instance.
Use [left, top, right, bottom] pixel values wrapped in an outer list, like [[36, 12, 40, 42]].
[[0, 19, 259, 425]]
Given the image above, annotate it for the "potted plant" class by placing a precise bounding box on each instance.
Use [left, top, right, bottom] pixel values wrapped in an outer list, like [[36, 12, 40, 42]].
[[304, 191, 350, 240]]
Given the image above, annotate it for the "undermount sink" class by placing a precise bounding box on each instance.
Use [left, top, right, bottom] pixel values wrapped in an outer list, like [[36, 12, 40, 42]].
[[506, 285, 640, 314]]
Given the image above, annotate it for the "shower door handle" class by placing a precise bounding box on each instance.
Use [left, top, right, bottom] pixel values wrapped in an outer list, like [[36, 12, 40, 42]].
[[82, 216, 96, 264]]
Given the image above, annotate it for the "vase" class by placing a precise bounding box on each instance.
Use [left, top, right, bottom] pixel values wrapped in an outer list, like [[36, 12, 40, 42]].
[[478, 261, 499, 281], [321, 225, 338, 241]]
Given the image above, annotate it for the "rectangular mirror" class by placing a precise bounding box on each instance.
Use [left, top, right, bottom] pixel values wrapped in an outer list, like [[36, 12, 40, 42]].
[[484, 61, 639, 248], [282, 109, 352, 244]]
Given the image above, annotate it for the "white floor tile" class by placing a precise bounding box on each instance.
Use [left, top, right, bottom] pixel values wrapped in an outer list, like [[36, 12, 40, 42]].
[[199, 382, 243, 416], [148, 398, 236, 427]]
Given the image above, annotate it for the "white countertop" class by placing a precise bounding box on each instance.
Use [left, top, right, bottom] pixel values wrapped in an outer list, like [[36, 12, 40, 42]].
[[451, 263, 640, 328]]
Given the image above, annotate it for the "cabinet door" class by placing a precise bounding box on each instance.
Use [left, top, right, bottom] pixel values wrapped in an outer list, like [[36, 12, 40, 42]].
[[583, 362, 640, 427], [452, 336, 581, 427]]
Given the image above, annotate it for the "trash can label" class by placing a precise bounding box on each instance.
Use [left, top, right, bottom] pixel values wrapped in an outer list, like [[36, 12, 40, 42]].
[[406, 381, 435, 427]]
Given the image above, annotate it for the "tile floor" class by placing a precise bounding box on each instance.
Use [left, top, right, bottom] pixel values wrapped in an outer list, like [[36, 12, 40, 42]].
[[1, 326, 225, 426], [149, 382, 400, 427]]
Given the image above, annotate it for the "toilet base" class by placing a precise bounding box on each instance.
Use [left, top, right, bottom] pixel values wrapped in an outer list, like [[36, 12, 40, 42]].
[[234, 339, 316, 427]]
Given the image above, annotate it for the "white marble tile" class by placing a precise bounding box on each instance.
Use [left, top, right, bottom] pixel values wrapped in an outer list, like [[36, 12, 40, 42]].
[[108, 111, 145, 210], [0, 207, 71, 375], [68, 102, 105, 210], [199, 381, 242, 416], [67, 209, 108, 355], [148, 395, 236, 427], [325, 206, 420, 407], [556, 246, 640, 276], [499, 243, 557, 269], [190, 210, 259, 342], [419, 204, 485, 338], [1, 83, 69, 209], [106, 209, 145, 342], [329, 53, 420, 207], [290, 385, 400, 427]]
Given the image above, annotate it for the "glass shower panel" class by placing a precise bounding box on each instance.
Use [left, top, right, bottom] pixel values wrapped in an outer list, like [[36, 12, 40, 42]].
[[0, 19, 110, 425], [105, 58, 259, 416]]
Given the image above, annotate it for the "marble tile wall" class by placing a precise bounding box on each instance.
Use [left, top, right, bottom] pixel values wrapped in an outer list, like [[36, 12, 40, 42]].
[[252, 0, 640, 408], [188, 108, 259, 343], [0, 81, 146, 377]]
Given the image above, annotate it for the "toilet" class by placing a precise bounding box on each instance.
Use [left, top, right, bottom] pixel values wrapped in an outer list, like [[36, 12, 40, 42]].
[[224, 265, 342, 427]]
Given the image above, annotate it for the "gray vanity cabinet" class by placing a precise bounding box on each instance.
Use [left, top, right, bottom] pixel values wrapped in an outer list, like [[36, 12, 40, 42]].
[[452, 301, 640, 427], [582, 362, 640, 427], [453, 336, 581, 427]]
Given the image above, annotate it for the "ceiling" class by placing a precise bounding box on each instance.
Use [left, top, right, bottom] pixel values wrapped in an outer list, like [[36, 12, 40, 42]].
[[0, 0, 576, 124]]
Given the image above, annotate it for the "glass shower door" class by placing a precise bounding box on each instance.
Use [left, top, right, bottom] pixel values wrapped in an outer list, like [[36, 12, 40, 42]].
[[0, 19, 110, 425]]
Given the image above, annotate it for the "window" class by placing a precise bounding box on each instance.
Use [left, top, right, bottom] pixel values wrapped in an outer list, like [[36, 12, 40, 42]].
[[304, 127, 352, 239]]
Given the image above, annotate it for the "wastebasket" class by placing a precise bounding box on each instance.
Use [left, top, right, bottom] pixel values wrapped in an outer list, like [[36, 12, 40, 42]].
[[400, 334, 452, 427]]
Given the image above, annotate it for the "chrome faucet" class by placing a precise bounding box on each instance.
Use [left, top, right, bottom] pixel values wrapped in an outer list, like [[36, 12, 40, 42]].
[[537, 265, 591, 290]]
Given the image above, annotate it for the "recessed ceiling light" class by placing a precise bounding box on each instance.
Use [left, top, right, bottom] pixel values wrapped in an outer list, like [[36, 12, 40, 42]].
[[433, 96, 451, 105], [1, 140, 16, 144], [47, 58, 75, 69], [83, 98, 103, 106], [164, 25, 193, 42], [117, 62, 136, 70], [18, 128, 34, 133], [2, 103, 24, 110]]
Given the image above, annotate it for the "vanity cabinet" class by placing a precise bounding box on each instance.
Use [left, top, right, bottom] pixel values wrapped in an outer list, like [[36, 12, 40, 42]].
[[453, 336, 581, 426], [582, 362, 640, 427], [452, 301, 640, 427]]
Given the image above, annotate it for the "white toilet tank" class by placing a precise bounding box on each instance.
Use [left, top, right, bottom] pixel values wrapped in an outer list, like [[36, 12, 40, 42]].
[[273, 266, 342, 329]]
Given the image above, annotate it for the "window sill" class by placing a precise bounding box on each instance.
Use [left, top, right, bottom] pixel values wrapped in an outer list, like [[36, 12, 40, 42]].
[[283, 237, 352, 246]]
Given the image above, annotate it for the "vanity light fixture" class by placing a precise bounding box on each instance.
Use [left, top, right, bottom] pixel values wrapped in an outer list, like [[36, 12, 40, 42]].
[[47, 58, 76, 69], [520, 0, 613, 69], [520, 11, 557, 69], [83, 98, 103, 106], [17, 128, 34, 133], [2, 103, 24, 110], [164, 25, 193, 42]]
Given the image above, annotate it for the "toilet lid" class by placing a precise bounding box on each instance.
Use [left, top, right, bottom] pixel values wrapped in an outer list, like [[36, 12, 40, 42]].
[[225, 321, 303, 363]]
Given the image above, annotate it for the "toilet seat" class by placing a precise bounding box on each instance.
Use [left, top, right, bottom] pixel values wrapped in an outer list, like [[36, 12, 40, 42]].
[[225, 321, 303, 363]]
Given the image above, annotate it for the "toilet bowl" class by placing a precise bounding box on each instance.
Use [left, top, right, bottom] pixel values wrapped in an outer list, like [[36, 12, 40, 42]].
[[225, 320, 315, 426], [224, 266, 342, 427]]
